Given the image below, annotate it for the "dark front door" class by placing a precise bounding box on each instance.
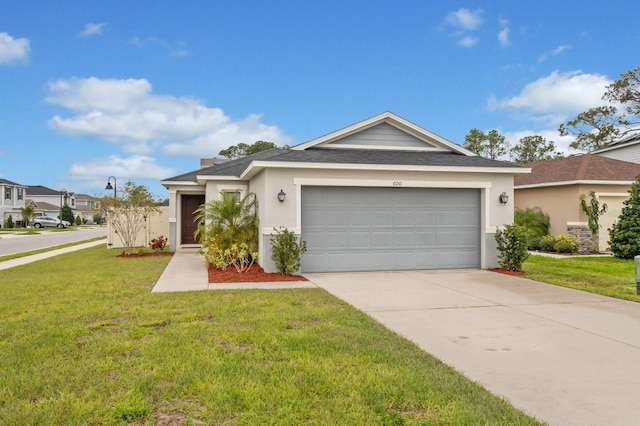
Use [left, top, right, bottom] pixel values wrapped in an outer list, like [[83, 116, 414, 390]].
[[181, 194, 205, 245]]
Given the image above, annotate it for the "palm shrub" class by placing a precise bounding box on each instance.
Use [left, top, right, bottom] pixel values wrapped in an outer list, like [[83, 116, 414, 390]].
[[270, 227, 307, 275], [609, 174, 640, 258], [195, 192, 259, 270], [495, 224, 529, 271], [514, 207, 550, 249]]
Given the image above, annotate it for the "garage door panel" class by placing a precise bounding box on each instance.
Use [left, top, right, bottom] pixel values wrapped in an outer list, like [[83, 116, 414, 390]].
[[301, 187, 480, 272]]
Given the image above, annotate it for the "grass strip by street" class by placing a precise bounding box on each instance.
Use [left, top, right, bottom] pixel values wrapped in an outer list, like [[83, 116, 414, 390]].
[[524, 254, 640, 302], [0, 246, 542, 425], [0, 236, 106, 262]]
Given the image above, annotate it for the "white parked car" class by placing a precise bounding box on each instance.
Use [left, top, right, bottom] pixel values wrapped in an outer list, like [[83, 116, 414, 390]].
[[33, 216, 71, 229]]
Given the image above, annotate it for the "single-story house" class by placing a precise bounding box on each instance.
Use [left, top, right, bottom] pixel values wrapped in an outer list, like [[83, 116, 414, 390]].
[[514, 154, 640, 252], [162, 112, 529, 273]]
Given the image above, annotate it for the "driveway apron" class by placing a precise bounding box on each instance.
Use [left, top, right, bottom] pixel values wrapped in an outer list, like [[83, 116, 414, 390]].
[[305, 269, 640, 426]]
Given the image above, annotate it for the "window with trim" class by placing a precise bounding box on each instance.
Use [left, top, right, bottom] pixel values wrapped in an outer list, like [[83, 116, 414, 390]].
[[4, 187, 11, 200], [222, 191, 241, 203], [17, 188, 23, 201]]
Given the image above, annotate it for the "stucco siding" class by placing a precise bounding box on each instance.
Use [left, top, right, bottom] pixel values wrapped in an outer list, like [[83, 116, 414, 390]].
[[515, 184, 631, 238]]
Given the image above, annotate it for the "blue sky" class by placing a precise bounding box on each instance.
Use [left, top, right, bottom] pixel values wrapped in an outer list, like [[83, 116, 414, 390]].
[[1, 1, 639, 198]]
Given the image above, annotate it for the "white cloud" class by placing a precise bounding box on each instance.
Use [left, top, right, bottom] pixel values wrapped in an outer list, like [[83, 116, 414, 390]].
[[61, 154, 177, 196], [45, 77, 291, 156], [539, 44, 571, 62], [78, 23, 106, 37], [446, 8, 483, 30], [68, 154, 177, 181], [458, 36, 478, 48], [0, 32, 30, 65], [497, 21, 510, 47], [488, 70, 611, 125]]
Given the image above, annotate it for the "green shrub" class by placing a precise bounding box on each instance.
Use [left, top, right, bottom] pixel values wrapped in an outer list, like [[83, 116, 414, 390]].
[[515, 207, 550, 245], [610, 174, 640, 258], [93, 213, 104, 225], [539, 235, 556, 252], [6, 215, 14, 229], [528, 237, 542, 251], [554, 234, 577, 253], [270, 227, 307, 275], [74, 215, 82, 226], [495, 224, 529, 271]]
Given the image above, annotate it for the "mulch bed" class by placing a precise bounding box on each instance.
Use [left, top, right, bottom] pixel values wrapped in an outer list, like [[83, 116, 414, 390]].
[[488, 267, 525, 277], [117, 252, 175, 258], [208, 265, 307, 284]]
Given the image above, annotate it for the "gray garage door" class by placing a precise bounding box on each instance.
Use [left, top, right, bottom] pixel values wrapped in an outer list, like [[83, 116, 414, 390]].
[[301, 187, 480, 273]]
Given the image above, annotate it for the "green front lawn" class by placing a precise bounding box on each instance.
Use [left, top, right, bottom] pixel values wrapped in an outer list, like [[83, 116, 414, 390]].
[[524, 255, 640, 302], [0, 246, 541, 425]]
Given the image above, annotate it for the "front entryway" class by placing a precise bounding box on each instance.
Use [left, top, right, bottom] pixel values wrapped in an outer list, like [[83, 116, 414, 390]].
[[181, 194, 205, 245], [301, 186, 481, 272]]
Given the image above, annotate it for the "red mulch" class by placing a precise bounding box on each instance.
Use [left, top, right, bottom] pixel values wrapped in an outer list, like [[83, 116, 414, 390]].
[[488, 267, 525, 277], [208, 265, 307, 284], [117, 252, 175, 258]]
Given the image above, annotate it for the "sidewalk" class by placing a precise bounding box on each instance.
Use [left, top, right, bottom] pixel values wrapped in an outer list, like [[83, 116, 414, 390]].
[[151, 251, 317, 292], [0, 239, 106, 271]]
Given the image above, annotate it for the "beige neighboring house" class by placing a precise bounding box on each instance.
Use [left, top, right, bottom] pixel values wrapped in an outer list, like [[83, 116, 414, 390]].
[[162, 112, 529, 273], [514, 154, 640, 252]]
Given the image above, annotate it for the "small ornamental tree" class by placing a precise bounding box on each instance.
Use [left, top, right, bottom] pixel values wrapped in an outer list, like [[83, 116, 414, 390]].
[[100, 181, 160, 255], [270, 227, 307, 275], [6, 215, 14, 229], [495, 224, 529, 271], [609, 175, 640, 258], [579, 191, 607, 253]]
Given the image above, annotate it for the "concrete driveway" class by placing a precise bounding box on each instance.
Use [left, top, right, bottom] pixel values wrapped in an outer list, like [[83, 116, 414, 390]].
[[305, 269, 640, 426]]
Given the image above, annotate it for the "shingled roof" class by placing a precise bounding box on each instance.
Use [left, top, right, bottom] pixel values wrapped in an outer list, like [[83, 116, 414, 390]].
[[514, 154, 640, 187], [163, 147, 524, 184]]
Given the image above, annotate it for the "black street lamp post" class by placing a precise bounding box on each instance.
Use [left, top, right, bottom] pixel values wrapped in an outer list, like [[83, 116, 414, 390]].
[[105, 176, 117, 197]]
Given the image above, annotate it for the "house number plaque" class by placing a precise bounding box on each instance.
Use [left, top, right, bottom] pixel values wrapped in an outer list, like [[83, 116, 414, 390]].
[[392, 181, 403, 187]]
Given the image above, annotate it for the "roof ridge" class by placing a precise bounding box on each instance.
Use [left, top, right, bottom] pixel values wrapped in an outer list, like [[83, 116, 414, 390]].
[[576, 154, 591, 180]]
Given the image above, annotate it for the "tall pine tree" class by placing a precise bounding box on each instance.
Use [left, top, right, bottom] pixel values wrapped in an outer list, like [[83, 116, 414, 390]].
[[609, 174, 640, 258]]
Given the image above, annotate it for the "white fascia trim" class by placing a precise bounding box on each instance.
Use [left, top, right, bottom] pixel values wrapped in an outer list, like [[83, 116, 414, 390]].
[[313, 143, 450, 152], [293, 177, 492, 189], [596, 192, 629, 197], [515, 180, 634, 189], [593, 138, 640, 154], [195, 175, 242, 185], [162, 180, 199, 187], [242, 160, 528, 179]]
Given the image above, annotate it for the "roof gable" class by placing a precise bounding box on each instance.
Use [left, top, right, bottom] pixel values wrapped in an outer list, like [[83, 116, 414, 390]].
[[515, 154, 640, 188], [293, 111, 474, 155]]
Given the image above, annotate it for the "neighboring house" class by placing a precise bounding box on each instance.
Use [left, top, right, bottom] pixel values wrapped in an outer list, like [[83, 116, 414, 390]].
[[0, 178, 27, 227], [27, 185, 76, 209], [25, 199, 65, 219], [514, 154, 640, 252], [75, 193, 98, 224], [162, 112, 528, 273], [592, 133, 640, 163]]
